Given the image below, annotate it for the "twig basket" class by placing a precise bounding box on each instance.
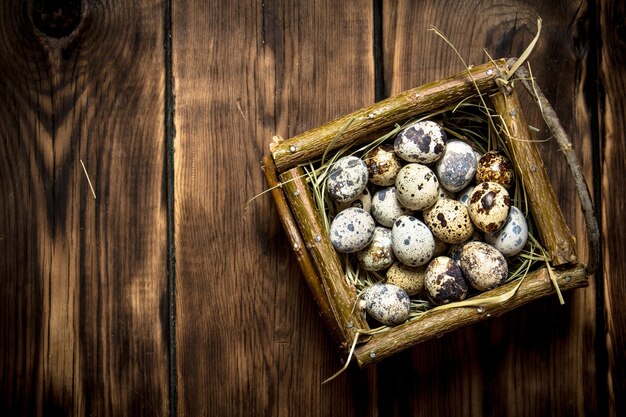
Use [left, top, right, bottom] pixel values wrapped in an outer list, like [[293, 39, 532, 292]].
[[262, 58, 596, 367]]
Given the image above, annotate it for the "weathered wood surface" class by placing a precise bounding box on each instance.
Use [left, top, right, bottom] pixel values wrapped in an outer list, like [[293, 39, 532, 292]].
[[0, 0, 169, 416], [172, 1, 377, 416], [599, 1, 626, 416], [0, 0, 623, 416]]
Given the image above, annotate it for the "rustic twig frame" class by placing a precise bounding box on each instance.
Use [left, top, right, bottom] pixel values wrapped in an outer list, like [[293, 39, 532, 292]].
[[264, 58, 590, 366]]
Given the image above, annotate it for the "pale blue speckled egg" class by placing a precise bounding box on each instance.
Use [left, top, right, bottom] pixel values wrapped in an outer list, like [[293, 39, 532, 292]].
[[485, 206, 528, 256]]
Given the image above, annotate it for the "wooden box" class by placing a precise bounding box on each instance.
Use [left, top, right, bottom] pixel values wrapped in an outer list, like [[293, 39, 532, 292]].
[[262, 59, 590, 367]]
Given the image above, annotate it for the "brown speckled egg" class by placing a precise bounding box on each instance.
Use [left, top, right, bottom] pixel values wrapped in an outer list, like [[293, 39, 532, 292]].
[[459, 241, 508, 291], [394, 120, 447, 164], [448, 231, 483, 261], [395, 163, 440, 210], [361, 283, 411, 325], [337, 187, 372, 212], [467, 182, 511, 233], [391, 215, 435, 267], [424, 198, 475, 244], [385, 262, 426, 296], [435, 140, 477, 192], [357, 227, 395, 271], [476, 151, 515, 189], [364, 144, 403, 186], [329, 207, 376, 253], [327, 156, 369, 203], [424, 256, 468, 304], [371, 187, 413, 227], [433, 236, 449, 257]]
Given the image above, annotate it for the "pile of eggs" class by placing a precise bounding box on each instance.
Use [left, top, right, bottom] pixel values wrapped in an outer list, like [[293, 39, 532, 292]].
[[327, 120, 529, 327]]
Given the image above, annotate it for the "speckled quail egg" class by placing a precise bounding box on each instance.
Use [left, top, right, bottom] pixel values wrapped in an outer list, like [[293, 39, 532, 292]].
[[439, 187, 455, 200], [476, 151, 515, 189], [326, 156, 369, 203], [357, 227, 395, 271], [448, 231, 483, 261], [395, 163, 440, 210], [371, 187, 413, 227], [424, 256, 468, 304], [337, 187, 372, 212], [424, 198, 475, 244], [361, 283, 411, 326], [460, 241, 508, 291], [485, 206, 528, 256], [435, 140, 477, 192], [329, 207, 376, 253], [433, 236, 449, 257], [385, 262, 426, 296], [364, 144, 403, 186], [467, 182, 511, 233], [391, 215, 435, 267], [394, 120, 447, 164], [457, 184, 475, 207]]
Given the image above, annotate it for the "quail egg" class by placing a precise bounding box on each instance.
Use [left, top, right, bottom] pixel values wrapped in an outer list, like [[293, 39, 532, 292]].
[[467, 182, 511, 233], [485, 206, 528, 256], [476, 151, 515, 189], [435, 140, 477, 192], [364, 144, 403, 186], [385, 262, 426, 296], [329, 207, 376, 253], [460, 241, 508, 291], [395, 163, 440, 210], [357, 227, 395, 271], [361, 283, 411, 326], [432, 236, 449, 257], [371, 187, 413, 227], [424, 256, 468, 304], [394, 120, 447, 164], [448, 231, 483, 261], [326, 156, 369, 203], [391, 215, 435, 267], [336, 187, 372, 212], [457, 184, 475, 206], [424, 198, 475, 244]]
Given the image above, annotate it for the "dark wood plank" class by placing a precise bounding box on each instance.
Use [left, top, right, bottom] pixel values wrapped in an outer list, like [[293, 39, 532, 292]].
[[599, 1, 626, 415], [0, 1, 169, 415], [172, 1, 375, 415], [380, 1, 597, 415]]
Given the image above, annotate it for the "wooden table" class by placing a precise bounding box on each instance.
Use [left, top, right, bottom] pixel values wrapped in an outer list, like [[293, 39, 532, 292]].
[[1, 1, 623, 416]]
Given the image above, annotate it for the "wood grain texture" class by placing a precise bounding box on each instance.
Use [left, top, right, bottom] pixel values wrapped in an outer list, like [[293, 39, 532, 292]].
[[172, 0, 376, 415], [0, 1, 169, 416], [381, 0, 598, 415], [598, 1, 626, 415]]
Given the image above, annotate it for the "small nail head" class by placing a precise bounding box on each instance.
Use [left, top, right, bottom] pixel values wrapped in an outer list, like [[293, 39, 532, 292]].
[[368, 113, 375, 119], [369, 352, 376, 358], [486, 69, 494, 76], [477, 306, 485, 313], [293, 190, 300, 196], [314, 235, 322, 242], [289, 145, 297, 153]]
